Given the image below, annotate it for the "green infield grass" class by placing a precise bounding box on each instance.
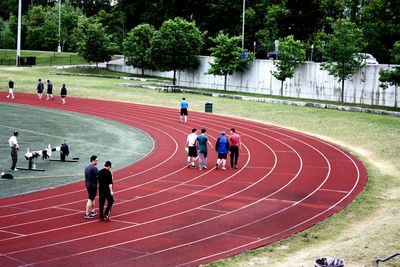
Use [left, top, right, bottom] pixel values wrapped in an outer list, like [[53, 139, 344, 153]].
[[0, 66, 399, 267], [0, 103, 153, 197]]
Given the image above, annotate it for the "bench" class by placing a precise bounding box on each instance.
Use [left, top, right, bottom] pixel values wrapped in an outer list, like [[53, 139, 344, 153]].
[[159, 84, 180, 93]]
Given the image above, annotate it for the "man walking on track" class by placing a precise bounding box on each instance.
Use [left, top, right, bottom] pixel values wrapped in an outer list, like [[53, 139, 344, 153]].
[[215, 131, 230, 170], [186, 128, 198, 168], [229, 128, 241, 169], [196, 128, 213, 170], [98, 161, 114, 221], [6, 78, 15, 99], [84, 155, 98, 219], [37, 79, 44, 100], [179, 97, 189, 124]]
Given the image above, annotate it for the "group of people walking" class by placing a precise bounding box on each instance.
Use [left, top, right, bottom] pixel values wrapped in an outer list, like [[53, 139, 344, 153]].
[[6, 78, 68, 104], [186, 127, 241, 171], [84, 155, 114, 221]]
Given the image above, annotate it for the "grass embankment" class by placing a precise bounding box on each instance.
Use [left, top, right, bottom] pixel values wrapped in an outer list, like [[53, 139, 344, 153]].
[[0, 66, 399, 266]]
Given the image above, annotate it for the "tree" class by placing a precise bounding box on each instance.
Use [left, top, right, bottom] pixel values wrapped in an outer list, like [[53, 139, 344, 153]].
[[379, 40, 400, 107], [77, 20, 115, 67], [271, 35, 306, 96], [207, 31, 254, 91], [123, 23, 155, 75], [320, 19, 366, 102], [147, 17, 204, 85]]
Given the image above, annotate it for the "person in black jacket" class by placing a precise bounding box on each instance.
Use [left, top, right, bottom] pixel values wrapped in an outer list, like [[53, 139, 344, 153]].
[[60, 84, 67, 104], [46, 80, 54, 100], [98, 161, 114, 221]]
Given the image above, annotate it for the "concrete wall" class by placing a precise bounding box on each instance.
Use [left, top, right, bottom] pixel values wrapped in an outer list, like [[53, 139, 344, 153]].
[[108, 56, 399, 107]]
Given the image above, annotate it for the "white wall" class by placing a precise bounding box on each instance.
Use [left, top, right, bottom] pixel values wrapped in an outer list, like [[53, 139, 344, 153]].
[[108, 56, 398, 107]]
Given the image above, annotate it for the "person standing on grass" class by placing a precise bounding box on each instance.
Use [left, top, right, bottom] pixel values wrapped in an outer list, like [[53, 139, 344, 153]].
[[229, 128, 241, 169], [46, 80, 54, 100], [196, 128, 213, 170], [186, 128, 198, 168], [215, 131, 230, 170], [98, 161, 114, 221], [179, 97, 189, 124], [8, 131, 19, 171], [84, 155, 98, 219], [6, 78, 15, 99], [60, 84, 67, 104], [37, 79, 44, 100]]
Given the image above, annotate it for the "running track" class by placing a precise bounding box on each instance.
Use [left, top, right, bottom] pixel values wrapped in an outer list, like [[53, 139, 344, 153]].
[[0, 93, 367, 267]]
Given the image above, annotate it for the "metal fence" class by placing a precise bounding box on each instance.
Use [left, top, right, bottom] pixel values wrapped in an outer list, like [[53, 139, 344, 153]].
[[0, 55, 83, 67]]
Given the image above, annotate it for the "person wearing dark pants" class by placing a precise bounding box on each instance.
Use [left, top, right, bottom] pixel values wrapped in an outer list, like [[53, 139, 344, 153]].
[[229, 128, 241, 169], [98, 161, 114, 221], [8, 131, 19, 171]]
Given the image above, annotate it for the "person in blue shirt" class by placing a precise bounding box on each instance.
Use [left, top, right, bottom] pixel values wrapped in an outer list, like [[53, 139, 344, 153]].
[[179, 97, 189, 124], [196, 129, 214, 170], [215, 131, 230, 170]]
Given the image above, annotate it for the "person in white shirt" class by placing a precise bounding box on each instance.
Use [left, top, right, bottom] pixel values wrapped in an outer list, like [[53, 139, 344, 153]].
[[186, 128, 198, 168], [8, 131, 20, 171]]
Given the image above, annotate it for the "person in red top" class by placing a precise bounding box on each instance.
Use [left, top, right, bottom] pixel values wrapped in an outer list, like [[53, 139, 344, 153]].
[[229, 128, 241, 169]]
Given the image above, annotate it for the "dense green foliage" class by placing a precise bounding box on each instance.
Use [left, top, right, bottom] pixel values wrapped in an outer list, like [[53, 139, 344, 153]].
[[320, 19, 366, 102], [147, 17, 204, 84], [123, 23, 156, 75], [379, 40, 400, 107], [271, 35, 305, 96], [0, 0, 399, 63], [207, 31, 254, 91]]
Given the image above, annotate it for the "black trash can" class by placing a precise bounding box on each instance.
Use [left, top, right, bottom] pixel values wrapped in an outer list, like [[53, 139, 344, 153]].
[[205, 102, 213, 113]]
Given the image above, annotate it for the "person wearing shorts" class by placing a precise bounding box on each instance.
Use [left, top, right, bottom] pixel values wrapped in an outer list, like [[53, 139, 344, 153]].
[[46, 80, 54, 100], [186, 128, 198, 168], [37, 79, 44, 100], [84, 155, 98, 219], [215, 131, 230, 170], [60, 84, 67, 104], [179, 97, 188, 124], [6, 78, 15, 99]]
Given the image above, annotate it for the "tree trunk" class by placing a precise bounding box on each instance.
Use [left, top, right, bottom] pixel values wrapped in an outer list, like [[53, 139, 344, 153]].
[[224, 75, 227, 91], [173, 69, 176, 85], [141, 67, 145, 76], [341, 79, 345, 102], [280, 80, 284, 96], [395, 85, 398, 108]]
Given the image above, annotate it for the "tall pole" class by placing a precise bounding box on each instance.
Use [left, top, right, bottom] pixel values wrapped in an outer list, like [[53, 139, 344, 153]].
[[241, 0, 245, 49], [16, 0, 22, 66], [57, 0, 61, 52]]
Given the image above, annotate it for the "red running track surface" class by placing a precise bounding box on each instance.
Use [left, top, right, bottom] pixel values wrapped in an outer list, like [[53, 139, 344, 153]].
[[0, 93, 367, 267]]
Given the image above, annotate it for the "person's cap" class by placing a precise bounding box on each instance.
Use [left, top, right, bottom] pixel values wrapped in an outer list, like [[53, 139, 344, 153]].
[[13, 131, 19, 136], [220, 131, 225, 135]]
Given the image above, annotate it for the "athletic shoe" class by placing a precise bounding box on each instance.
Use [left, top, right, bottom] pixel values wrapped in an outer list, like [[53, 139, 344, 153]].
[[6, 96, 9, 98], [203, 165, 207, 170], [221, 166, 226, 170], [103, 215, 110, 221], [234, 165, 238, 169], [90, 211, 97, 216], [10, 168, 18, 172], [215, 164, 218, 170], [84, 213, 95, 219]]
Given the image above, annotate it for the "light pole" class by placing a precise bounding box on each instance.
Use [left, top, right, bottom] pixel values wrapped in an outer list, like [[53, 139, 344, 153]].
[[241, 0, 245, 49], [16, 0, 22, 66], [57, 0, 61, 52]]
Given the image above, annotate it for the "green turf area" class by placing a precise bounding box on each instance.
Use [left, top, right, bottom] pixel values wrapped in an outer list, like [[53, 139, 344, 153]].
[[0, 103, 153, 198]]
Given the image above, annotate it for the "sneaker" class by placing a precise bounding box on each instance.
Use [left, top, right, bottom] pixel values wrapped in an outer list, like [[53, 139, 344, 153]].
[[84, 213, 95, 219], [215, 164, 218, 170], [203, 165, 207, 169], [90, 211, 97, 216], [234, 165, 238, 169], [10, 168, 18, 172], [221, 166, 226, 170], [6, 95, 9, 99], [103, 215, 110, 221]]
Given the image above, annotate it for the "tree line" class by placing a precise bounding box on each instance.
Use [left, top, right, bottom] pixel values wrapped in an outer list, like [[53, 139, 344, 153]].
[[0, 0, 399, 63]]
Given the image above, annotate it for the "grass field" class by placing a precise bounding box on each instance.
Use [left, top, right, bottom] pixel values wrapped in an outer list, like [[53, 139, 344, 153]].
[[0, 66, 399, 266], [0, 103, 153, 197]]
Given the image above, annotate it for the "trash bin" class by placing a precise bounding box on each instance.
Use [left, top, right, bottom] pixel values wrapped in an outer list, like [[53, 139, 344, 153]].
[[205, 102, 213, 113]]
